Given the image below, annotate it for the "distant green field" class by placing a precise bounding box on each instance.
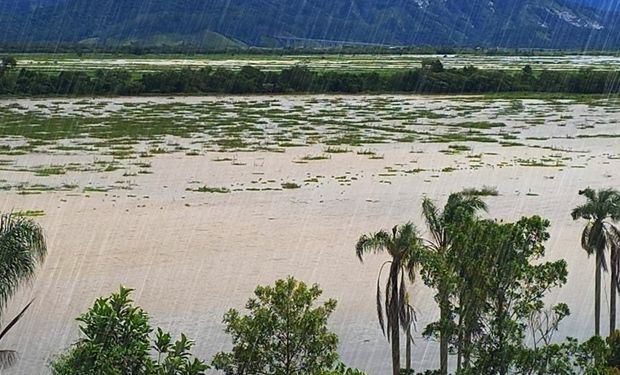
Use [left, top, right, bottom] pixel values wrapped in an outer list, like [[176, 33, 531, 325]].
[[12, 53, 620, 73]]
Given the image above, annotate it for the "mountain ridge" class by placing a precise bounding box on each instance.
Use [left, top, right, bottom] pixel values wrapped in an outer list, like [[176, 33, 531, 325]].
[[1, 0, 620, 49]]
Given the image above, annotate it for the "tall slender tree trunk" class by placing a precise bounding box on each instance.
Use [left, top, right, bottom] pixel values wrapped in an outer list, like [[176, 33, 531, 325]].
[[596, 251, 602, 336], [463, 330, 472, 370], [391, 267, 401, 375], [391, 321, 400, 375], [456, 332, 462, 373], [406, 326, 412, 372], [456, 291, 465, 373], [611, 249, 617, 335], [439, 287, 449, 375]]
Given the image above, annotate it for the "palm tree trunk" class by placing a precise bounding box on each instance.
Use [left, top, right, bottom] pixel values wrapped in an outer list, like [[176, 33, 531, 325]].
[[439, 288, 449, 375], [596, 251, 602, 336], [611, 249, 617, 335], [391, 302, 400, 375], [391, 267, 401, 375], [406, 326, 412, 372]]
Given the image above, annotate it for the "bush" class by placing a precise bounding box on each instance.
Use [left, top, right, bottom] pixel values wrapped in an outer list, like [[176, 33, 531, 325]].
[[212, 277, 339, 375], [51, 286, 208, 375]]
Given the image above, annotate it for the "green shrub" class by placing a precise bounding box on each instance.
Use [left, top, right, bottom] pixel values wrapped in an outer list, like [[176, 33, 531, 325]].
[[50, 287, 208, 375]]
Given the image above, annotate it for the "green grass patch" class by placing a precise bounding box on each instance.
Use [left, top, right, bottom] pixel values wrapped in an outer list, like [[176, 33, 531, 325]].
[[188, 186, 231, 194], [462, 186, 499, 197], [281, 182, 301, 189]]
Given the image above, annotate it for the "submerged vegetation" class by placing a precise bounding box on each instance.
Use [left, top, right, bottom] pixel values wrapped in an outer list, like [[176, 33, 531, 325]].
[[2, 51, 620, 374]]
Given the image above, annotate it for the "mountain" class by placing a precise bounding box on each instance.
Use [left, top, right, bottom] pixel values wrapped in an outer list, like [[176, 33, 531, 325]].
[[567, 0, 619, 9], [1, 0, 620, 49]]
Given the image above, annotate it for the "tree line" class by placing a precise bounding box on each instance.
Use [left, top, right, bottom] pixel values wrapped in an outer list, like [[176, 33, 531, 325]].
[[357, 188, 620, 375], [2, 58, 620, 96], [1, 187, 620, 374]]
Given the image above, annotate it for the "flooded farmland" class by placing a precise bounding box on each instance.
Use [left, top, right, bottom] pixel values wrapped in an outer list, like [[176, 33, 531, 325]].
[[16, 54, 620, 73]]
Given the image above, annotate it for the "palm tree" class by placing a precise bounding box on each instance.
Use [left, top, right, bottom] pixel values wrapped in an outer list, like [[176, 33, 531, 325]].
[[356, 223, 421, 375], [571, 188, 620, 336], [421, 193, 487, 375], [0, 213, 47, 367]]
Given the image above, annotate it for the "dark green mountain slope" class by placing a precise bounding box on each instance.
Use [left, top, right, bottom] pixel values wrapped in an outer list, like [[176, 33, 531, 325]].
[[1, 0, 619, 49]]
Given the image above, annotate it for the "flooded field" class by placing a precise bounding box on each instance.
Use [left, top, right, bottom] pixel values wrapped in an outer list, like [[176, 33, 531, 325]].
[[15, 53, 620, 72], [1, 94, 620, 374]]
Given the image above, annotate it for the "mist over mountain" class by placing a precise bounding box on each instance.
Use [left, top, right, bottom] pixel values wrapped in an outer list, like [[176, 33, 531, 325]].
[[2, 0, 620, 49]]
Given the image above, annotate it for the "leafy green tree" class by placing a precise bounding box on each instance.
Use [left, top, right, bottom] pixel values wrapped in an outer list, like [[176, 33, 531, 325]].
[[421, 59, 444, 73], [212, 277, 339, 375], [514, 336, 611, 375], [606, 330, 620, 369], [0, 57, 16, 77], [327, 362, 367, 375], [572, 188, 620, 336], [51, 286, 208, 375], [418, 193, 487, 374], [149, 329, 208, 375], [0, 213, 47, 368], [356, 223, 422, 375], [456, 216, 568, 375], [279, 66, 315, 92]]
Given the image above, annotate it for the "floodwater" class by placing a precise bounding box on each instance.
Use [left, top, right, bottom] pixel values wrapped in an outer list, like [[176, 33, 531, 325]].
[[0, 95, 619, 374], [16, 54, 620, 72]]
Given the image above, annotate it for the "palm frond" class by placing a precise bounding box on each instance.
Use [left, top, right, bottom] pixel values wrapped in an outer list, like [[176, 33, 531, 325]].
[[400, 290, 418, 339], [572, 203, 595, 221], [598, 188, 618, 206], [581, 222, 594, 255], [0, 299, 34, 342], [375, 261, 391, 336], [611, 241, 620, 293], [608, 223, 620, 246], [395, 223, 419, 252], [606, 224, 620, 291], [609, 191, 620, 222], [0, 350, 17, 369], [405, 254, 418, 283], [356, 230, 390, 262], [395, 224, 422, 284], [385, 266, 394, 341], [0, 214, 47, 311], [447, 193, 489, 219], [587, 222, 609, 272], [579, 188, 597, 203], [402, 306, 418, 340], [0, 214, 46, 261], [462, 194, 489, 213], [398, 269, 407, 323], [422, 198, 443, 245]]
